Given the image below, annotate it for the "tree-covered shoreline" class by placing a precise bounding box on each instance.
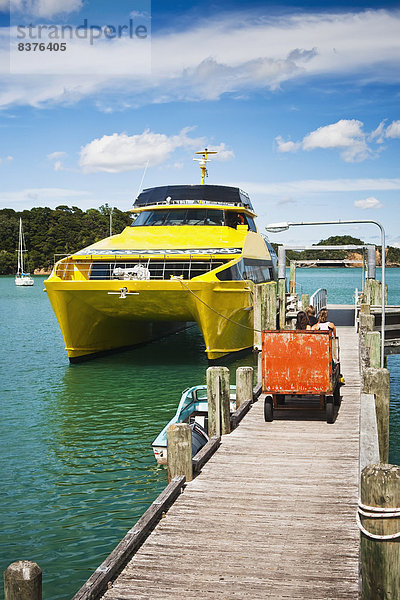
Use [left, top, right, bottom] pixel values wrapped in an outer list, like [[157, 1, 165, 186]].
[[0, 205, 132, 274], [1, 207, 399, 275]]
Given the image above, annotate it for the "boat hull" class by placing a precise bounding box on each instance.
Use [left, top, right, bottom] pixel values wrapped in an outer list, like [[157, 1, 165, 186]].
[[44, 278, 254, 361], [15, 276, 34, 286]]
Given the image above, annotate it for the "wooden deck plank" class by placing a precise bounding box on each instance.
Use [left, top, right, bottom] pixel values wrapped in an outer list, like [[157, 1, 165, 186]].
[[102, 327, 360, 599]]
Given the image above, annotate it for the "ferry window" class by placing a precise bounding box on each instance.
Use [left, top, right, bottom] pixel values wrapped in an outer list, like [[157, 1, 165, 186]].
[[145, 210, 169, 226], [206, 210, 224, 226], [164, 209, 187, 225], [131, 211, 152, 226], [247, 218, 257, 232], [185, 209, 207, 225], [226, 212, 247, 229]]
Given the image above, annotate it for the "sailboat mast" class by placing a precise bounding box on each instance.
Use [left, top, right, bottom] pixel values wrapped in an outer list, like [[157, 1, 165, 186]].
[[18, 218, 22, 275]]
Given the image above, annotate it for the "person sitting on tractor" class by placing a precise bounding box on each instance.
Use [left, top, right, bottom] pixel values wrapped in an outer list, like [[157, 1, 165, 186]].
[[295, 311, 312, 330], [312, 308, 336, 337]]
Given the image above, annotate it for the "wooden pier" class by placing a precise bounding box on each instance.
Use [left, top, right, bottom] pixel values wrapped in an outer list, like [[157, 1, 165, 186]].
[[101, 326, 360, 600]]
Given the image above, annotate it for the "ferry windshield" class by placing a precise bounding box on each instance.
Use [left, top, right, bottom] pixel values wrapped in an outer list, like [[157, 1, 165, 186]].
[[131, 208, 224, 226]]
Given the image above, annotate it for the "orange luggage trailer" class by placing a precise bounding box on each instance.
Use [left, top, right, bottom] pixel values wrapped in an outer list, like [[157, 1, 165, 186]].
[[261, 330, 340, 423]]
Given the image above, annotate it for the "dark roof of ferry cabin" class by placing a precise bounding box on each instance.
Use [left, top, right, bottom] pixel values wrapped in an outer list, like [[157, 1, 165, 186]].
[[135, 185, 254, 211]]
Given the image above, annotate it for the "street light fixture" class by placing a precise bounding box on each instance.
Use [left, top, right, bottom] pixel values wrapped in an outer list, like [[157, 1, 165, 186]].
[[265, 219, 386, 368]]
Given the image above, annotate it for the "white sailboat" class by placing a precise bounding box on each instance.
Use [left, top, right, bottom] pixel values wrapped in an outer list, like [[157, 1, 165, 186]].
[[15, 218, 34, 286]]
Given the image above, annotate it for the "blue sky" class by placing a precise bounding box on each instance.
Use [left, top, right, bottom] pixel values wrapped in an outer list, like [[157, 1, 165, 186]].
[[0, 0, 400, 246]]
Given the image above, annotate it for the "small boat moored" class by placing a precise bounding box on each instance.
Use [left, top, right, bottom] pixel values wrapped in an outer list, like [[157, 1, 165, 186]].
[[15, 218, 34, 287], [152, 384, 236, 465]]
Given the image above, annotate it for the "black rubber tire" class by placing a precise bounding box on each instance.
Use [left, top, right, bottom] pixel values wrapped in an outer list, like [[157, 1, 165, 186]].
[[276, 394, 285, 405], [264, 397, 274, 422], [326, 398, 334, 424], [333, 382, 341, 406]]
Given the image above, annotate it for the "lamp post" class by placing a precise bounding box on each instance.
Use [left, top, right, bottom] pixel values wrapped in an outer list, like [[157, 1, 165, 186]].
[[265, 219, 386, 368]]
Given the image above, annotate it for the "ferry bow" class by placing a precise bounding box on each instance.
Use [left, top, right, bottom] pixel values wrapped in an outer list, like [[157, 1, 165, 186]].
[[45, 152, 277, 361]]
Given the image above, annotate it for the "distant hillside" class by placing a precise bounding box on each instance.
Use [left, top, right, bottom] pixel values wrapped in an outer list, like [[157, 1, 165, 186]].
[[0, 205, 132, 275], [272, 235, 400, 267]]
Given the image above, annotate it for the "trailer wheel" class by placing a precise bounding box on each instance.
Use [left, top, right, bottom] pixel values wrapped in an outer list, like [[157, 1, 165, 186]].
[[264, 397, 274, 422], [333, 382, 341, 406], [326, 397, 334, 424]]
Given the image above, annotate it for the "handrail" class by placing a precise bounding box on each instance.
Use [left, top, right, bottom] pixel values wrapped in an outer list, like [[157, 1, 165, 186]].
[[309, 288, 327, 315]]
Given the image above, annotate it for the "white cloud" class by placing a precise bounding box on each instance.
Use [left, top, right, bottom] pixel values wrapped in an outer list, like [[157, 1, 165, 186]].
[[1, 9, 400, 107], [233, 178, 400, 196], [79, 128, 206, 173], [277, 197, 296, 205], [354, 196, 383, 209], [209, 143, 235, 161], [0, 154, 14, 164], [47, 151, 67, 160], [385, 120, 400, 139], [0, 187, 90, 204], [303, 119, 371, 162], [0, 0, 8, 12], [9, 0, 83, 18], [53, 160, 64, 171], [369, 120, 386, 144], [275, 136, 300, 153], [277, 119, 379, 162]]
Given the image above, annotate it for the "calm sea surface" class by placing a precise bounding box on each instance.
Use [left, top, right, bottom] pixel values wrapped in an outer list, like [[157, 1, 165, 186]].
[[1, 269, 399, 599]]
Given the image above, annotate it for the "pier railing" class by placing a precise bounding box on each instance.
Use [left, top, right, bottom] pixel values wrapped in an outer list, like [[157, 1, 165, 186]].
[[309, 287, 327, 314], [53, 257, 225, 281]]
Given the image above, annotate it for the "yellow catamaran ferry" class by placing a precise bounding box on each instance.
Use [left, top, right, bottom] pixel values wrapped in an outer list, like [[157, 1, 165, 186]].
[[45, 150, 278, 362]]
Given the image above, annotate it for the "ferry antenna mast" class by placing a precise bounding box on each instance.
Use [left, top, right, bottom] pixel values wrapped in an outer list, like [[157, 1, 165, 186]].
[[193, 148, 217, 185]]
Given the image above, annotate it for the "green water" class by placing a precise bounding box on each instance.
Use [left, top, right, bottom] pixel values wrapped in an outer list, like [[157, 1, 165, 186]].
[[1, 270, 399, 599]]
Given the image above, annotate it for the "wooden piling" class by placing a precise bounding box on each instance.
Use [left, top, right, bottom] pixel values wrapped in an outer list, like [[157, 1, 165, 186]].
[[360, 464, 400, 600], [4, 561, 42, 600], [362, 368, 390, 463], [365, 279, 387, 306], [253, 284, 263, 351], [359, 313, 375, 335], [236, 367, 253, 408], [167, 423, 192, 483], [289, 260, 296, 294], [360, 303, 371, 315], [262, 282, 277, 330], [207, 366, 230, 437], [278, 279, 286, 330], [365, 331, 381, 369]]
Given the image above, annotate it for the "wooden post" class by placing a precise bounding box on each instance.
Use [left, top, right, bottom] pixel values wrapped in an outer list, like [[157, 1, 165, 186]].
[[207, 366, 230, 437], [278, 279, 286, 330], [167, 423, 193, 483], [4, 561, 42, 600], [365, 331, 381, 369], [362, 368, 390, 464], [302, 294, 309, 310], [253, 284, 263, 352], [262, 282, 277, 330], [360, 303, 371, 315], [360, 464, 400, 600], [289, 260, 296, 294], [359, 313, 375, 335], [236, 367, 253, 408]]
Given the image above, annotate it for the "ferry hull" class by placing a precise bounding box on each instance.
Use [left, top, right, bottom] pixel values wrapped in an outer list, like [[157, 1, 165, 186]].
[[44, 279, 254, 361]]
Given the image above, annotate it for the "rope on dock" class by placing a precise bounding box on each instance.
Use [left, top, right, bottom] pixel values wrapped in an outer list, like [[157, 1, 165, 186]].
[[357, 500, 400, 540]]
